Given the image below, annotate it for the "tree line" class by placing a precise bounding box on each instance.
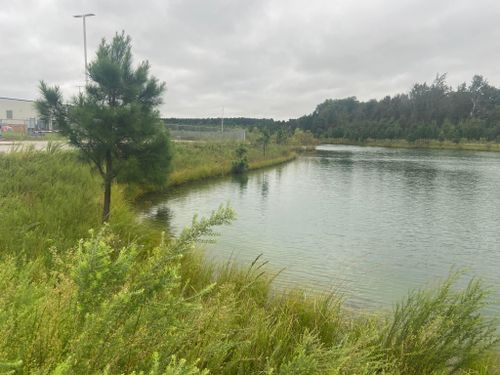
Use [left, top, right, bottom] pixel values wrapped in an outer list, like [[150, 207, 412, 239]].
[[163, 117, 276, 128], [165, 74, 500, 143], [289, 74, 500, 142]]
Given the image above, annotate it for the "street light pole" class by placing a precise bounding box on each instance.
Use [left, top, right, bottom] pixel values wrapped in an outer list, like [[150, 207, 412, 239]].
[[73, 13, 95, 85], [221, 106, 224, 133]]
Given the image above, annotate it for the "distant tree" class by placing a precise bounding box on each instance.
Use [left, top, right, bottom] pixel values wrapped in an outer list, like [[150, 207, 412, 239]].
[[37, 32, 172, 222], [469, 75, 488, 117], [291, 128, 316, 146], [275, 125, 290, 144], [258, 127, 272, 156]]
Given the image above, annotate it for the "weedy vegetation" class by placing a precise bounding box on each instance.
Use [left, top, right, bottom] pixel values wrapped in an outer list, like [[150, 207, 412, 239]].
[[231, 143, 249, 174], [164, 141, 295, 188]]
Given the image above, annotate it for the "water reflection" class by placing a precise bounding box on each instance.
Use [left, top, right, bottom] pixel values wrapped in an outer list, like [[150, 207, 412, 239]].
[[154, 205, 173, 226], [261, 177, 269, 199], [231, 174, 249, 195], [274, 164, 284, 182], [137, 145, 500, 313], [401, 162, 438, 193], [317, 149, 354, 173]]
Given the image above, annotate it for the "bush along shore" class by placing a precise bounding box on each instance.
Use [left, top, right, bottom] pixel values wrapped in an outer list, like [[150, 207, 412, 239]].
[[0, 145, 499, 374], [321, 138, 500, 152]]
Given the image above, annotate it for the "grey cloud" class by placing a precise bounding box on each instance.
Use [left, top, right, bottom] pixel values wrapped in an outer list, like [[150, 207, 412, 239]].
[[1, 0, 500, 119]]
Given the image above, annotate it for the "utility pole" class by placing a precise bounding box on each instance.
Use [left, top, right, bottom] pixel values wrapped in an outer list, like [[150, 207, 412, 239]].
[[73, 13, 95, 85], [221, 106, 224, 133], [75, 85, 84, 94]]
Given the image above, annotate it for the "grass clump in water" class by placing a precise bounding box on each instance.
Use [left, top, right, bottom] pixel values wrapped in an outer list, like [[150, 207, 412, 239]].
[[380, 274, 499, 374]]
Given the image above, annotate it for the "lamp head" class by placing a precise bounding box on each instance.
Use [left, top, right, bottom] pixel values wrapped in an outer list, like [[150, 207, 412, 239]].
[[73, 13, 95, 18]]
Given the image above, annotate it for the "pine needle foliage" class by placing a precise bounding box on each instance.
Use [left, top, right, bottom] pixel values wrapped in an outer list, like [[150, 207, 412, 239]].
[[36, 32, 172, 222]]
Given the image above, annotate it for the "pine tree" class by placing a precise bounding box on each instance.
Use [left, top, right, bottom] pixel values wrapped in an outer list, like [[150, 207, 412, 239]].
[[37, 32, 172, 221]]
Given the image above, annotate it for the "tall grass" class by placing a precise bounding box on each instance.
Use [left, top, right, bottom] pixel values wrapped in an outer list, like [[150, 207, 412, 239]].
[[126, 141, 296, 201], [0, 148, 100, 258], [0, 147, 156, 259], [0, 148, 498, 374], [1, 140, 296, 204], [167, 141, 296, 187], [380, 274, 499, 374]]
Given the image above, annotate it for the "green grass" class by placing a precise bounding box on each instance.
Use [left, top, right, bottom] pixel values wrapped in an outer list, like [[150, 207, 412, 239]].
[[322, 138, 500, 152], [0, 146, 498, 374], [168, 141, 296, 186], [127, 141, 296, 199], [0, 146, 157, 259]]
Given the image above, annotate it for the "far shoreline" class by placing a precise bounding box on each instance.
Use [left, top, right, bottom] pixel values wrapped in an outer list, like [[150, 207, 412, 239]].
[[319, 138, 500, 153]]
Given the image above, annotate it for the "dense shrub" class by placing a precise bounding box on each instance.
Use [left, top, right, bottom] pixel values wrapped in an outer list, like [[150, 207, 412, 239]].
[[231, 143, 249, 174]]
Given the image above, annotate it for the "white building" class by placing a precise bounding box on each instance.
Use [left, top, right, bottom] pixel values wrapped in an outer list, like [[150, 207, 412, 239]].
[[0, 96, 46, 133]]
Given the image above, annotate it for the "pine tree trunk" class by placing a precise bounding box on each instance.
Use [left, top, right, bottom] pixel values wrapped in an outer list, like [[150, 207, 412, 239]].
[[102, 152, 113, 223], [102, 178, 111, 223]]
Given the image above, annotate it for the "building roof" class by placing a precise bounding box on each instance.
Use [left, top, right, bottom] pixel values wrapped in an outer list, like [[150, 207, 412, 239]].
[[0, 96, 35, 103]]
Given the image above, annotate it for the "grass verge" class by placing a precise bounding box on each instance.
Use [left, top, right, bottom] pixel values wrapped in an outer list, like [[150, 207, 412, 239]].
[[168, 141, 296, 186], [127, 141, 297, 199], [322, 138, 500, 152]]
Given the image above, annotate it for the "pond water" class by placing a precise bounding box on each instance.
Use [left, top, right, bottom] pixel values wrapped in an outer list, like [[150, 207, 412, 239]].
[[138, 145, 500, 310]]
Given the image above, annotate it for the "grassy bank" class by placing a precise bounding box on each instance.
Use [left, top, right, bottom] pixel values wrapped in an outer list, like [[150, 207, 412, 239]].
[[168, 142, 296, 187], [322, 138, 500, 152], [0, 148, 498, 374], [127, 141, 297, 199]]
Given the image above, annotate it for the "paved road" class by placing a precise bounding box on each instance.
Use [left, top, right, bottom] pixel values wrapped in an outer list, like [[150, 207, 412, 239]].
[[0, 140, 66, 153], [0, 138, 197, 153]]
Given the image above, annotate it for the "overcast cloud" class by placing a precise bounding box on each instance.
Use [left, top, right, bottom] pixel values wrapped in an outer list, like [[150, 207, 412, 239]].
[[1, 0, 500, 119]]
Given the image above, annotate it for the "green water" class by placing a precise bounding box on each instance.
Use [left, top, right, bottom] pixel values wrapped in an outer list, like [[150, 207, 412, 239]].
[[138, 145, 500, 310]]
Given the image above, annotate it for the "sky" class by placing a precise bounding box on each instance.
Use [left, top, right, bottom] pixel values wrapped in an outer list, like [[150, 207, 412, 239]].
[[1, 0, 500, 120]]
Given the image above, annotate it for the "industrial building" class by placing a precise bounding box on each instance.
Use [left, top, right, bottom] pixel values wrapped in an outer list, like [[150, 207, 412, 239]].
[[0, 96, 48, 133]]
